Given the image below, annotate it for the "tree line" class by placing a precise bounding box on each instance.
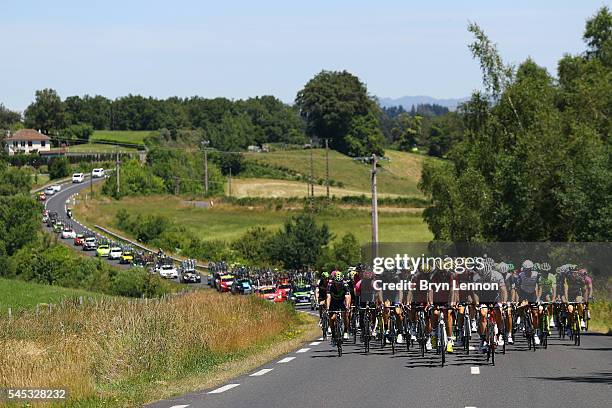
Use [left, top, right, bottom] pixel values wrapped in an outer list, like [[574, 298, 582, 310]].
[[419, 6, 611, 242]]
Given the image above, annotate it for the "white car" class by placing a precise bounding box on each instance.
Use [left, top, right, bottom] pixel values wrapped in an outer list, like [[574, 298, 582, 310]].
[[52, 184, 61, 192], [91, 168, 105, 178], [158, 264, 179, 279], [44, 187, 55, 195], [108, 247, 123, 260], [61, 227, 76, 239], [72, 173, 85, 183]]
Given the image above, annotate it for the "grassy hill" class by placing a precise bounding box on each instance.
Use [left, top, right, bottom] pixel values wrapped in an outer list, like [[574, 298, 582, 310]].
[[0, 278, 108, 313], [91, 130, 150, 146], [243, 148, 431, 196]]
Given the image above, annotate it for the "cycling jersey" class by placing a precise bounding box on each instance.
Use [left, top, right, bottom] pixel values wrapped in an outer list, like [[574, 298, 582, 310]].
[[539, 273, 556, 297], [328, 280, 350, 311], [518, 270, 539, 302], [473, 270, 506, 303], [430, 270, 456, 305], [317, 278, 329, 301], [410, 272, 429, 304], [566, 273, 585, 300]]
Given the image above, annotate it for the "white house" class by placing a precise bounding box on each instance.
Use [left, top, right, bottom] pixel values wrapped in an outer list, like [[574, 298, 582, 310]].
[[4, 129, 51, 155]]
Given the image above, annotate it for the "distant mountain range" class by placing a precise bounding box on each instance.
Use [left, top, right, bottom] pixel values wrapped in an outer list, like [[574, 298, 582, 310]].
[[378, 95, 469, 111]]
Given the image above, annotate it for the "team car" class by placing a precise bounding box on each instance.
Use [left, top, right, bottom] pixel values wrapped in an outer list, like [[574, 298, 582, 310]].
[[158, 264, 179, 279], [288, 285, 312, 305], [120, 251, 134, 264], [107, 247, 123, 260], [96, 244, 111, 257], [217, 274, 235, 292], [74, 234, 85, 246], [82, 237, 98, 251], [60, 226, 77, 239], [256, 286, 279, 302], [179, 259, 201, 283], [231, 278, 253, 295]]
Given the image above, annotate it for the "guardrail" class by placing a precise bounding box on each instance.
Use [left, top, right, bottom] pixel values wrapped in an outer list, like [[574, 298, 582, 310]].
[[93, 224, 209, 270]]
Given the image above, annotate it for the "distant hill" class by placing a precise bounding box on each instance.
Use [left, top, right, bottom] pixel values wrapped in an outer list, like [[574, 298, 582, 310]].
[[378, 95, 469, 111]]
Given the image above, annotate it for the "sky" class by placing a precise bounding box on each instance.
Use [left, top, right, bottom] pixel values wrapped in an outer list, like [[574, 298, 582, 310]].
[[0, 0, 607, 111]]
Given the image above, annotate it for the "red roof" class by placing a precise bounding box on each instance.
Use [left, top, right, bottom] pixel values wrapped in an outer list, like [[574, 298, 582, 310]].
[[5, 129, 51, 141]]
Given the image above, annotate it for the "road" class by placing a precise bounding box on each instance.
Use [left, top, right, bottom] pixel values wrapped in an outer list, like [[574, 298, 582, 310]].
[[43, 177, 207, 286], [148, 319, 611, 408]]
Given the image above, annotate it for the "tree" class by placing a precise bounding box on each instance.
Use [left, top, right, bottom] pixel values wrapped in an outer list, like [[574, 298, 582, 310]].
[[583, 6, 612, 60], [391, 113, 422, 151], [48, 156, 71, 180], [0, 104, 21, 130], [231, 226, 274, 264], [59, 123, 94, 144], [24, 89, 66, 134], [419, 14, 611, 242], [267, 213, 331, 270], [344, 112, 386, 156], [0, 195, 40, 256], [295, 70, 382, 156]]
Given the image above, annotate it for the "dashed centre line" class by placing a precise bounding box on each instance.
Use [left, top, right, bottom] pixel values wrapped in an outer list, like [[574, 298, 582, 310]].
[[310, 341, 321, 346], [277, 357, 295, 363], [471, 367, 480, 375], [250, 368, 273, 377], [296, 348, 310, 353], [208, 384, 240, 394], [169, 405, 190, 408]]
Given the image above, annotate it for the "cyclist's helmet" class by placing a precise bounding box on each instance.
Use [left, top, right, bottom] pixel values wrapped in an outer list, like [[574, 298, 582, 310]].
[[321, 271, 330, 279], [522, 259, 534, 271], [332, 271, 343, 282], [498, 262, 509, 274], [349, 269, 358, 279], [540, 262, 551, 272], [481, 262, 493, 280]]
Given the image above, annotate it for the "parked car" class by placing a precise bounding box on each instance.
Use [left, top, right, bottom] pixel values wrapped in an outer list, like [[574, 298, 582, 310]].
[[288, 285, 312, 305], [120, 251, 134, 264], [72, 173, 85, 183], [108, 247, 123, 260], [91, 168, 105, 178], [96, 244, 111, 257], [83, 237, 97, 251], [51, 184, 61, 192], [158, 264, 179, 279], [217, 274, 235, 292], [231, 278, 253, 295], [74, 234, 85, 246], [44, 186, 55, 196], [60, 227, 76, 239]]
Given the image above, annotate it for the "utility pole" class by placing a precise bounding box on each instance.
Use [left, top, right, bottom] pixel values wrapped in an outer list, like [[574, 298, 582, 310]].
[[116, 149, 120, 196], [371, 154, 379, 257], [201, 140, 209, 195], [228, 167, 232, 197], [325, 138, 330, 200]]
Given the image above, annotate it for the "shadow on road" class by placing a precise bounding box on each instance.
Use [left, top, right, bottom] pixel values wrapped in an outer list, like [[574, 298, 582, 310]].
[[528, 372, 612, 385]]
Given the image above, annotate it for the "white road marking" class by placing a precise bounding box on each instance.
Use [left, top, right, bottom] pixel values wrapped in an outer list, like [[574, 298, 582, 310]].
[[469, 346, 476, 351], [296, 348, 310, 353], [465, 406, 477, 408], [310, 341, 321, 346], [471, 367, 480, 375], [250, 368, 273, 377], [208, 384, 240, 394], [318, 337, 324, 341], [169, 405, 190, 408], [277, 357, 295, 363]]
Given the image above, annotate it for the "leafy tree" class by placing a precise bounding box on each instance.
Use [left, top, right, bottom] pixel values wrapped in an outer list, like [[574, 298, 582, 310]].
[[296, 70, 382, 156], [24, 89, 66, 134], [48, 156, 71, 179], [59, 123, 94, 144], [420, 14, 611, 242], [231, 226, 274, 264], [0, 195, 40, 256], [267, 213, 331, 270], [391, 113, 422, 151], [102, 159, 166, 198], [583, 6, 612, 60], [0, 104, 21, 130], [64, 95, 112, 129]]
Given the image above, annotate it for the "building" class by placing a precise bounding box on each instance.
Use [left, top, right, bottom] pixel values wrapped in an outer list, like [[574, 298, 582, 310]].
[[4, 129, 51, 155]]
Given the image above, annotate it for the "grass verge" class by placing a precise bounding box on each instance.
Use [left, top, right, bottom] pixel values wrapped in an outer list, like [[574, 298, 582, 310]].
[[0, 278, 109, 315], [0, 290, 317, 407]]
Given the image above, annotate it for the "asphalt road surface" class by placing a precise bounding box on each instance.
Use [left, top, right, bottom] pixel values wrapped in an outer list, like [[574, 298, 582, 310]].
[[43, 177, 207, 287], [148, 316, 611, 408]]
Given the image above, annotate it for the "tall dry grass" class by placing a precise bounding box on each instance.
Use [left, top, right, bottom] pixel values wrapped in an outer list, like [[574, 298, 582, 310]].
[[0, 291, 298, 406]]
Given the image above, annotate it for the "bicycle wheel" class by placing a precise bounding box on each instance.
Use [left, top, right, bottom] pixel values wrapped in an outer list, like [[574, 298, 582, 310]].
[[464, 314, 471, 354], [322, 313, 329, 340]]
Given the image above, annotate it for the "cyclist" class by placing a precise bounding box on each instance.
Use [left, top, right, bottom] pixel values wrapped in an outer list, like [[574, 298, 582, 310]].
[[564, 265, 587, 330], [517, 260, 541, 345], [379, 268, 406, 344], [315, 271, 330, 325], [472, 262, 508, 353], [455, 262, 477, 347], [406, 264, 433, 350], [326, 270, 351, 341], [430, 262, 457, 353]]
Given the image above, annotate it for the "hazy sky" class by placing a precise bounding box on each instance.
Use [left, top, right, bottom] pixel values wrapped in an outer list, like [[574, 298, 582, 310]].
[[0, 0, 606, 111]]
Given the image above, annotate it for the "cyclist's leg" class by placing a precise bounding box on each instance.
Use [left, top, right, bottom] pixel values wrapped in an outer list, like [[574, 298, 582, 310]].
[[479, 305, 488, 352], [395, 304, 404, 343], [445, 308, 454, 352], [506, 305, 514, 344]]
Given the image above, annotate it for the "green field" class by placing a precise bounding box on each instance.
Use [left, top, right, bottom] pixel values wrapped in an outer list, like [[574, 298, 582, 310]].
[[68, 142, 139, 153], [91, 130, 150, 146], [0, 278, 108, 314], [244, 148, 431, 196], [77, 195, 432, 244]]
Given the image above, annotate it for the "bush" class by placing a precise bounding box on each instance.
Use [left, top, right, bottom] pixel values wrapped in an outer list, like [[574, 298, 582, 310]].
[[48, 156, 71, 179]]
